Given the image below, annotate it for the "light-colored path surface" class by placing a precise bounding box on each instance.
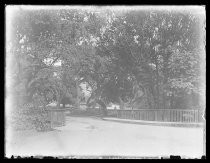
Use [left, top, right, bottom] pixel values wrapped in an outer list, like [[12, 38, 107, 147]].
[[103, 117, 203, 127], [6, 116, 204, 158]]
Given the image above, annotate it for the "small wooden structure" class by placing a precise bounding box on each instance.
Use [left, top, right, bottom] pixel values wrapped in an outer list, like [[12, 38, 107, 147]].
[[46, 108, 69, 128]]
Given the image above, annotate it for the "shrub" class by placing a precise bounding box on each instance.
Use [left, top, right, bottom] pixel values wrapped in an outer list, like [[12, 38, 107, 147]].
[[10, 104, 52, 132]]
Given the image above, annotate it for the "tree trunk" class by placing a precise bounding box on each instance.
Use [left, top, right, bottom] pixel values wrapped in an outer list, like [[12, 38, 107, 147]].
[[162, 93, 166, 109], [170, 93, 175, 109], [87, 92, 95, 106], [96, 99, 107, 117], [57, 99, 61, 109], [162, 52, 170, 110], [119, 97, 125, 110], [75, 80, 80, 109], [145, 87, 154, 109], [154, 55, 160, 109], [56, 92, 63, 109]]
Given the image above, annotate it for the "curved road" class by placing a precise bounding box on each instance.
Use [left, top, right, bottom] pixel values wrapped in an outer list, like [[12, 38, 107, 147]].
[[7, 116, 204, 158]]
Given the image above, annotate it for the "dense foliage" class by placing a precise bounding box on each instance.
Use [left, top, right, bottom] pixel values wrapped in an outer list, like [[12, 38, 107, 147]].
[[7, 7, 205, 118]]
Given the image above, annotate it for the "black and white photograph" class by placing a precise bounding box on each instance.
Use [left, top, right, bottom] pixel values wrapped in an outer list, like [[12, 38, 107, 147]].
[[5, 5, 206, 159]]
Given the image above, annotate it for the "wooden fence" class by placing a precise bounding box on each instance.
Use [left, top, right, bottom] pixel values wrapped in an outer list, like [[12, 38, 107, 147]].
[[28, 108, 68, 128], [107, 109, 203, 123], [47, 109, 67, 128]]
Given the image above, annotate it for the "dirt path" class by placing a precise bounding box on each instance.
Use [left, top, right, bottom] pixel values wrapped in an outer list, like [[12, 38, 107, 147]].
[[6, 116, 204, 158]]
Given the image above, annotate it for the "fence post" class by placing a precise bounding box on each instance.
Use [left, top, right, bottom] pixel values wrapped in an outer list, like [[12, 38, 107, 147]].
[[196, 110, 198, 123], [189, 111, 191, 123], [178, 110, 180, 122], [154, 110, 157, 121], [171, 110, 173, 122], [174, 110, 176, 122], [180, 110, 182, 123], [168, 110, 169, 122]]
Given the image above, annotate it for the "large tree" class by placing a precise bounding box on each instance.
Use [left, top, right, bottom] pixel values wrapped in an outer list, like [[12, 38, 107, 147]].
[[7, 7, 205, 113], [7, 8, 95, 108], [83, 9, 204, 111]]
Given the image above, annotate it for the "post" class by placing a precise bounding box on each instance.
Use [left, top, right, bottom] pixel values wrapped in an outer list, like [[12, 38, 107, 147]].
[[196, 110, 198, 123], [155, 110, 157, 121]]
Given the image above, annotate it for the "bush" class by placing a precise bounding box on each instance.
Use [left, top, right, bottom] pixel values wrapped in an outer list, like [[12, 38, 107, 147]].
[[10, 104, 52, 132], [10, 105, 35, 131]]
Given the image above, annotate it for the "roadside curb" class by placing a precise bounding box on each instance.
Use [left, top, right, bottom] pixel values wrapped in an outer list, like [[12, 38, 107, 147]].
[[102, 117, 204, 128], [67, 115, 104, 120]]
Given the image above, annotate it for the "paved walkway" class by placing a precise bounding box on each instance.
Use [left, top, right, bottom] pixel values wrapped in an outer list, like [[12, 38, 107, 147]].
[[6, 116, 204, 158]]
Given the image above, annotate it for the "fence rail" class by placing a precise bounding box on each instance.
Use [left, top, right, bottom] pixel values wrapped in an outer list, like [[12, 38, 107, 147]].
[[28, 108, 68, 128], [107, 109, 203, 123]]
